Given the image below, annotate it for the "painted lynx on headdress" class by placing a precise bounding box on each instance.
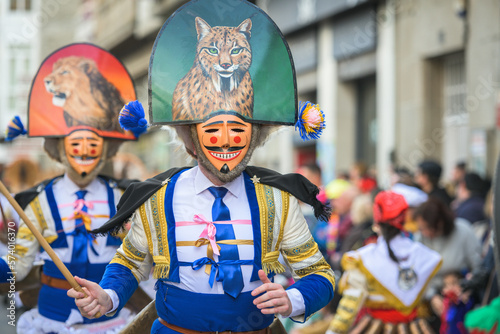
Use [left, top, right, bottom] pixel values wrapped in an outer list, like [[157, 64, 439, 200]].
[[172, 17, 253, 121]]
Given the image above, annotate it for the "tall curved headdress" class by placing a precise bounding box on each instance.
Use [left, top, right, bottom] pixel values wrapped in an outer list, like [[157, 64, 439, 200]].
[[27, 43, 137, 140], [149, 0, 297, 125]]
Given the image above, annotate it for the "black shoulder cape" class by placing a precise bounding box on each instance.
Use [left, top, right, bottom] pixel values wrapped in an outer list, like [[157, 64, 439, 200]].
[[14, 175, 137, 210], [92, 166, 331, 236]]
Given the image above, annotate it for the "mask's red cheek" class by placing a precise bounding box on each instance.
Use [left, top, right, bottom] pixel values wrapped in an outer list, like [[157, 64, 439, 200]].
[[210, 137, 217, 144], [73, 149, 78, 154], [91, 149, 96, 155], [234, 136, 241, 144]]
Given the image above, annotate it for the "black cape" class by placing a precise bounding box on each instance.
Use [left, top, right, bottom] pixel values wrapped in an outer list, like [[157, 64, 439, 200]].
[[14, 175, 137, 210], [92, 166, 331, 235]]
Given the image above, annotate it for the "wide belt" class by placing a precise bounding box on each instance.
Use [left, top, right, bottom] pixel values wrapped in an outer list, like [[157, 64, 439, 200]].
[[41, 273, 72, 290], [158, 318, 271, 334]]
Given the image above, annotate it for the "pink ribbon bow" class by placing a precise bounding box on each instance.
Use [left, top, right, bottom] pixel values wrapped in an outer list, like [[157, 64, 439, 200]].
[[59, 199, 107, 221], [194, 214, 220, 256]]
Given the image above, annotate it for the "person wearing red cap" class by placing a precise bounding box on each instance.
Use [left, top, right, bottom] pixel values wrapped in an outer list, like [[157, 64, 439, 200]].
[[327, 191, 442, 334]]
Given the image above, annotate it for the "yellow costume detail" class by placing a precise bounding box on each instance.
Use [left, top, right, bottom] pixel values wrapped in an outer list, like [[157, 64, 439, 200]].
[[255, 183, 286, 275], [30, 197, 58, 243]]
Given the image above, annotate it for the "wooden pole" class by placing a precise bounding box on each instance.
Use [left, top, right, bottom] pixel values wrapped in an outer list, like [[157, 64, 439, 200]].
[[120, 300, 156, 334], [0, 180, 102, 318]]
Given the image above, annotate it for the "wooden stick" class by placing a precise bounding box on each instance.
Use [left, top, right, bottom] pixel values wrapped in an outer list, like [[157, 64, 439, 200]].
[[120, 300, 156, 334], [0, 180, 102, 317]]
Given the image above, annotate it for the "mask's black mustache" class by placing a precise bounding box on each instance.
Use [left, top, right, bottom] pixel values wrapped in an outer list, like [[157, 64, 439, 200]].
[[203, 146, 245, 152]]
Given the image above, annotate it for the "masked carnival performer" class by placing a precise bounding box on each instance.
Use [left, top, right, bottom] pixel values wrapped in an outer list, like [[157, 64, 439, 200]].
[[67, 0, 335, 333], [327, 191, 443, 334], [0, 43, 140, 334]]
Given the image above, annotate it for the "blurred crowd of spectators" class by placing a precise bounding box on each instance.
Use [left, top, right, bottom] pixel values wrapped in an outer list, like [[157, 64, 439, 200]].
[[286, 160, 498, 334]]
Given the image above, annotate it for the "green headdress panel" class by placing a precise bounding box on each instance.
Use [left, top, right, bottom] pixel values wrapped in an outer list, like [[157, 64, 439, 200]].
[[149, 0, 297, 125]]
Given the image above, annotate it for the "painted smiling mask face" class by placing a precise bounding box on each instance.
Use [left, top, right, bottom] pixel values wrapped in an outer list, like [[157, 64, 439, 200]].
[[196, 114, 252, 174], [64, 129, 104, 177]]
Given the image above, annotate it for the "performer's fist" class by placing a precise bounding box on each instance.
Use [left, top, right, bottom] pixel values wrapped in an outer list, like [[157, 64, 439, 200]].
[[251, 269, 292, 317], [67, 276, 112, 319]]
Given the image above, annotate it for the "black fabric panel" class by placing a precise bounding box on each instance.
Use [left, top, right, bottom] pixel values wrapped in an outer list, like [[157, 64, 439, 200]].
[[92, 166, 331, 236], [92, 167, 189, 235], [14, 174, 137, 214], [14, 178, 61, 210], [244, 166, 331, 221]]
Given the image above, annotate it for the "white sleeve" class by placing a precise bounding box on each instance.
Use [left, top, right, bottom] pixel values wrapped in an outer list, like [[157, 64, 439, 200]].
[[104, 289, 120, 314], [286, 288, 306, 317]]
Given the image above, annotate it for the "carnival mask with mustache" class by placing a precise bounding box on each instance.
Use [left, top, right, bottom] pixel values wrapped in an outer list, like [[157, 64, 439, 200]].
[[64, 129, 104, 177], [196, 114, 252, 174]]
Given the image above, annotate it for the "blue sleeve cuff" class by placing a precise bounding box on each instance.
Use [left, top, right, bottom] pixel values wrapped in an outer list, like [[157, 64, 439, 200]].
[[0, 258, 12, 283], [100, 263, 139, 313], [287, 273, 334, 323]]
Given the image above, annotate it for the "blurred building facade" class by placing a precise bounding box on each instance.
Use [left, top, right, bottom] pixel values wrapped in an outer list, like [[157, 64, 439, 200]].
[[1, 0, 499, 187], [259, 0, 500, 186], [0, 0, 44, 169]]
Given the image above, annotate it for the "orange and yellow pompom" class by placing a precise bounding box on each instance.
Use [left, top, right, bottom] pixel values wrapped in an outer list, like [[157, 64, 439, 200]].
[[295, 101, 325, 141]]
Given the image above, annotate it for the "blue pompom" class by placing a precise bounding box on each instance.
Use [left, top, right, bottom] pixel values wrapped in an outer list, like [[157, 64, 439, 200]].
[[294, 101, 325, 141], [119, 100, 149, 138], [5, 116, 27, 142]]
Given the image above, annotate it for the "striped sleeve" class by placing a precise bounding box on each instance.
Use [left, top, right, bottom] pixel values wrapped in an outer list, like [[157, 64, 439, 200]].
[[100, 209, 153, 313], [327, 254, 368, 334], [0, 202, 53, 282], [107, 210, 153, 283], [280, 195, 336, 323]]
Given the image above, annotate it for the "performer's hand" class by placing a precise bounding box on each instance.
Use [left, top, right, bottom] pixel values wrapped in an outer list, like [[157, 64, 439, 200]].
[[251, 269, 292, 317], [67, 276, 112, 319]]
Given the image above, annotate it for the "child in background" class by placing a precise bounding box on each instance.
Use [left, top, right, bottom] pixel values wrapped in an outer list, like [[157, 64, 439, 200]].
[[440, 271, 475, 334]]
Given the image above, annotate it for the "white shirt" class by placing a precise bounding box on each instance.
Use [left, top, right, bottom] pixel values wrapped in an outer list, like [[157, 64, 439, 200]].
[[107, 166, 305, 317], [40, 174, 120, 265], [5, 174, 122, 282]]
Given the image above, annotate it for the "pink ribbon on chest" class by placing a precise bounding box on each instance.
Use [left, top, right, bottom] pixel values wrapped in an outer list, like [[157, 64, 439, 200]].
[[176, 215, 252, 256], [58, 199, 108, 221], [195, 215, 219, 256]]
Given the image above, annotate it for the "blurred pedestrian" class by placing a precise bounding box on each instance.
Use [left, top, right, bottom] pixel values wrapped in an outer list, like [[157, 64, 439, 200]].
[[415, 160, 453, 207], [392, 182, 429, 235], [413, 198, 481, 328], [297, 163, 329, 258], [326, 182, 358, 270], [326, 191, 442, 334], [454, 173, 488, 225], [337, 193, 375, 254], [349, 162, 368, 187], [439, 271, 475, 334], [446, 161, 467, 199], [390, 166, 416, 188]]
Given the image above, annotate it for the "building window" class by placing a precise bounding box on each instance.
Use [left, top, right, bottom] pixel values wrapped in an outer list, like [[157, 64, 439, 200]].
[[443, 53, 466, 120], [9, 0, 31, 11], [7, 44, 32, 113], [440, 52, 468, 180]]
